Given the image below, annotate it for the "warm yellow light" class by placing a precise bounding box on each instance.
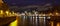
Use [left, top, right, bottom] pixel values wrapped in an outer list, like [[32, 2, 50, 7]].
[[56, 12, 59, 15], [50, 21, 53, 26], [9, 12, 11, 15], [6, 11, 9, 15], [9, 20, 17, 26], [57, 22, 60, 26], [0, 10, 3, 14], [12, 11, 15, 14], [49, 13, 52, 16]]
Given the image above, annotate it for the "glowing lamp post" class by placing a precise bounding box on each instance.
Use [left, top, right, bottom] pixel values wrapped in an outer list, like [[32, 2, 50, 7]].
[[5, 11, 9, 15], [49, 13, 53, 16], [56, 12, 59, 16], [0, 10, 3, 14]]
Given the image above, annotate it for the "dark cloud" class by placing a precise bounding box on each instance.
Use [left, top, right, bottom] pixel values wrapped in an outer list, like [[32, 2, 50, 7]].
[[3, 0, 53, 6]]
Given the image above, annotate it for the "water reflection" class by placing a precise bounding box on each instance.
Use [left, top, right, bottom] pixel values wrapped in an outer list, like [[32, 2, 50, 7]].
[[57, 22, 60, 26], [17, 14, 50, 26], [9, 20, 17, 26]]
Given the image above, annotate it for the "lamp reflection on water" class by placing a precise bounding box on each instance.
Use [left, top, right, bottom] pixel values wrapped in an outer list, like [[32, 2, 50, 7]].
[[9, 20, 17, 26], [57, 22, 60, 26]]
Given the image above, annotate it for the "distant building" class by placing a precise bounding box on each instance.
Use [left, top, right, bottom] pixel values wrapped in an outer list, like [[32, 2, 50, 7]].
[[0, 0, 9, 11]]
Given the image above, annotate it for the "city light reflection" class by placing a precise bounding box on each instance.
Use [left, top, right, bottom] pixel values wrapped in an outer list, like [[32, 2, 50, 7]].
[[9, 20, 17, 26]]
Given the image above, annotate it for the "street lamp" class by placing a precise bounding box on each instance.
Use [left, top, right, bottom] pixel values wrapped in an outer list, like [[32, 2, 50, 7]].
[[0, 10, 3, 14], [56, 12, 59, 15], [49, 13, 53, 16], [5, 11, 9, 15]]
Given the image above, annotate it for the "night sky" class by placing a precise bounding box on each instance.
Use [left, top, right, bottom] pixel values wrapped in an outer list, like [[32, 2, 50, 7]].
[[3, 0, 60, 6]]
